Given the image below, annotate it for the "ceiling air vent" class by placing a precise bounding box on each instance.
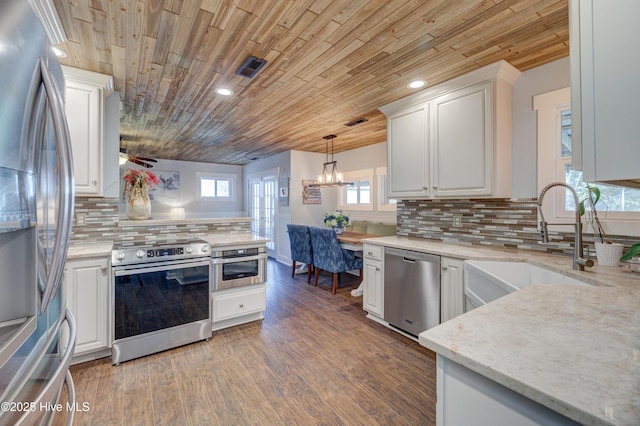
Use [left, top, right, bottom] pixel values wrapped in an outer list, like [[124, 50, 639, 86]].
[[344, 117, 369, 127], [236, 56, 267, 78]]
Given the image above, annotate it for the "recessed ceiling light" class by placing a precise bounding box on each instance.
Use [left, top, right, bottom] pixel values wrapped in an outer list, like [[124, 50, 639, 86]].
[[407, 80, 426, 89], [215, 88, 233, 96], [52, 46, 67, 58]]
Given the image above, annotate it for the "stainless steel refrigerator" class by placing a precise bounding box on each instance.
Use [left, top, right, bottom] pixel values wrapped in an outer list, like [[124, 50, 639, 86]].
[[0, 0, 77, 425]]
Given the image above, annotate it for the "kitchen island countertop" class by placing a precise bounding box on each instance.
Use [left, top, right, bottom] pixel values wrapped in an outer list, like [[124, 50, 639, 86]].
[[356, 236, 640, 426], [418, 283, 640, 426]]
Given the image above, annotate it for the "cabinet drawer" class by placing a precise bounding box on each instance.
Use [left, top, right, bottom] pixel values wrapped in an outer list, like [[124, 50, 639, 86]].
[[363, 244, 383, 261], [212, 286, 266, 322]]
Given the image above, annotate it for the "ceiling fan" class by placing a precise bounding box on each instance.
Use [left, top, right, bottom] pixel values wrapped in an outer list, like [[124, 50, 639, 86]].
[[119, 137, 157, 168]]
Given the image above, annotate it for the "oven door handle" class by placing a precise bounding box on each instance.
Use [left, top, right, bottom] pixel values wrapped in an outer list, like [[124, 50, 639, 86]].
[[211, 253, 267, 265], [113, 259, 211, 276]]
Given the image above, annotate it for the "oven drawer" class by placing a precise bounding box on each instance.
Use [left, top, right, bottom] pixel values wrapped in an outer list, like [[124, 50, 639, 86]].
[[212, 285, 266, 322]]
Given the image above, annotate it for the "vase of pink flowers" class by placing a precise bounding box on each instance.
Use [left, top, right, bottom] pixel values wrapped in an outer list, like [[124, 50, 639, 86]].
[[122, 169, 159, 220]]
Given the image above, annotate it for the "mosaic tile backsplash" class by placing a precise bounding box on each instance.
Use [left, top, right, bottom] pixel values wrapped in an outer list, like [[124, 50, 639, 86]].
[[72, 197, 251, 245], [397, 198, 637, 256], [73, 196, 636, 257]]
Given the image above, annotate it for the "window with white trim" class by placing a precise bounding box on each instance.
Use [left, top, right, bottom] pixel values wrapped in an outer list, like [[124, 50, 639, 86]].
[[338, 169, 373, 211], [376, 166, 397, 212], [535, 88, 640, 236], [197, 172, 235, 200]]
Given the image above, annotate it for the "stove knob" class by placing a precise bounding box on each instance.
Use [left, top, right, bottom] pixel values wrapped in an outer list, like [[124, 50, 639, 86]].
[[201, 245, 209, 253], [115, 252, 125, 260], [185, 247, 193, 254], [136, 249, 145, 258]]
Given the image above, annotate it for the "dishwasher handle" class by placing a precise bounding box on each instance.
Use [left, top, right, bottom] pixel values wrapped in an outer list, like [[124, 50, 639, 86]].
[[385, 246, 440, 264]]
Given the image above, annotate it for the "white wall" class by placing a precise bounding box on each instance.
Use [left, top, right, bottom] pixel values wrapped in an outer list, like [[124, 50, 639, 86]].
[[119, 158, 244, 218], [512, 57, 571, 197]]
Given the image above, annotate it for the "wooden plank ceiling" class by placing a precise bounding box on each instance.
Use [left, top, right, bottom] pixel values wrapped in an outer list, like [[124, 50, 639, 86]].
[[52, 0, 569, 165]]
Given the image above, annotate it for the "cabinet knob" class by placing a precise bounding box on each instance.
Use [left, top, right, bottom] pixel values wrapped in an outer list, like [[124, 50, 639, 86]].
[[442, 266, 448, 271], [432, 185, 437, 190], [375, 267, 380, 271], [101, 267, 108, 275], [367, 251, 373, 255], [239, 303, 244, 308], [422, 186, 428, 190]]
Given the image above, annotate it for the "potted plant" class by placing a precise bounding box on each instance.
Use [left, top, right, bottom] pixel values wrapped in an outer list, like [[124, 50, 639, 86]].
[[324, 210, 350, 234], [579, 184, 623, 266], [620, 243, 640, 262]]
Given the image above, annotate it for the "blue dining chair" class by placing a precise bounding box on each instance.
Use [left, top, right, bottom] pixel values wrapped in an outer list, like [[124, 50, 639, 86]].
[[309, 226, 363, 294], [287, 224, 314, 283]]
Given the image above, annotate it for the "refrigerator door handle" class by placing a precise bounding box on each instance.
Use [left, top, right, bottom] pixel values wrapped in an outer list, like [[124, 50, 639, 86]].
[[38, 59, 74, 314], [62, 370, 76, 426], [14, 309, 76, 426]]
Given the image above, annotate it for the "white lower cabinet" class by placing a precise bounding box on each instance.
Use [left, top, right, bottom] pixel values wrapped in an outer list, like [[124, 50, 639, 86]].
[[363, 244, 384, 319], [62, 257, 110, 361], [212, 284, 266, 331], [440, 257, 464, 323], [436, 355, 579, 425]]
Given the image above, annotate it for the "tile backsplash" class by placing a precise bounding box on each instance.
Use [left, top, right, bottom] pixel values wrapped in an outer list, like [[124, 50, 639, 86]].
[[72, 197, 251, 245], [397, 198, 637, 256], [73, 196, 636, 257]]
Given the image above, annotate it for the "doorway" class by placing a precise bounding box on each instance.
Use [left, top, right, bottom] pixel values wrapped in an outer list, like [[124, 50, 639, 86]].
[[248, 169, 277, 256]]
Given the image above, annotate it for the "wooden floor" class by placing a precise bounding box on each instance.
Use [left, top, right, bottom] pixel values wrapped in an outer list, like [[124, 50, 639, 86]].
[[57, 260, 437, 425]]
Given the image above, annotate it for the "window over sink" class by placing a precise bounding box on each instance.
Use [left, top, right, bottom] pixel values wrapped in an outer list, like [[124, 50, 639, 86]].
[[535, 87, 640, 237]]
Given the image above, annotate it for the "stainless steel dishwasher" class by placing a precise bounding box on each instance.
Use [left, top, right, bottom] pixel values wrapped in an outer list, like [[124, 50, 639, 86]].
[[384, 247, 440, 336]]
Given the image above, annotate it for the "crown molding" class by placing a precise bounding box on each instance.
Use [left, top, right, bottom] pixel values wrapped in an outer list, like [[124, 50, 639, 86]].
[[29, 0, 67, 45]]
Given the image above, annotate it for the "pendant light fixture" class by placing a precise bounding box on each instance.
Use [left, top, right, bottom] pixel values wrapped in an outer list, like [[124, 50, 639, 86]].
[[309, 134, 353, 187]]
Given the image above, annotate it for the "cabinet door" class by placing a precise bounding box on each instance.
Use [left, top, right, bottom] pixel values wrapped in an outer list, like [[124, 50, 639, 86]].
[[65, 81, 102, 195], [440, 257, 464, 323], [431, 83, 492, 197], [363, 259, 383, 318], [63, 258, 110, 355], [387, 104, 429, 198], [572, 0, 640, 184]]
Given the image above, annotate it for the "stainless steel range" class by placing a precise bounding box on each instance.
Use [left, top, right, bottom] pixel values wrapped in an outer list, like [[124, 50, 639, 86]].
[[111, 239, 212, 365]]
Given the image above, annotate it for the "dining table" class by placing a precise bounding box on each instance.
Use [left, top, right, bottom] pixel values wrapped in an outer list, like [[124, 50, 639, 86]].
[[337, 231, 378, 296]]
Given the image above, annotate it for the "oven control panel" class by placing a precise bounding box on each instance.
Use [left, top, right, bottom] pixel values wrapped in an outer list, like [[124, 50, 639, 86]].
[[112, 241, 210, 266]]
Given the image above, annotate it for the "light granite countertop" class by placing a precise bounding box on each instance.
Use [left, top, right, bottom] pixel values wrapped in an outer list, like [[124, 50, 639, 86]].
[[67, 242, 113, 260], [200, 233, 269, 248], [67, 232, 268, 259], [357, 236, 640, 426], [418, 285, 640, 426]]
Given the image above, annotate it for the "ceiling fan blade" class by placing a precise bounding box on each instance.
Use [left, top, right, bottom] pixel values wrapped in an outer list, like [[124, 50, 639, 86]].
[[129, 158, 154, 168], [133, 156, 157, 163]]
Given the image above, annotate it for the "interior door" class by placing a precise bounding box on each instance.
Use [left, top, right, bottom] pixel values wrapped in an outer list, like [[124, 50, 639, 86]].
[[248, 171, 277, 256]]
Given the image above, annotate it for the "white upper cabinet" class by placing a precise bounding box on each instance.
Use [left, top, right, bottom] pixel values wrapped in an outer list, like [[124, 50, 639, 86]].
[[570, 0, 640, 188], [385, 103, 429, 198], [380, 60, 520, 199], [62, 66, 119, 197]]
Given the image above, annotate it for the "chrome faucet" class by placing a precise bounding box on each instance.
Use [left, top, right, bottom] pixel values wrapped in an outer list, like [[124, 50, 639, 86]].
[[537, 182, 594, 271]]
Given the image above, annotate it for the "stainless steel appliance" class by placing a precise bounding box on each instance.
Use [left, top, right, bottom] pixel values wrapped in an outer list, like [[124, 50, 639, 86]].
[[0, 1, 77, 424], [212, 245, 267, 290], [111, 240, 212, 365], [383, 247, 441, 337]]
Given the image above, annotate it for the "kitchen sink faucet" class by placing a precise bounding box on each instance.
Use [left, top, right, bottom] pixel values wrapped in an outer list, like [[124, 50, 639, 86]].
[[537, 182, 594, 271]]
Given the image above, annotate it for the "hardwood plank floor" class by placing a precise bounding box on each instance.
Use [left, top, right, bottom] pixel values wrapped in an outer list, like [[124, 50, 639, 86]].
[[56, 260, 437, 425]]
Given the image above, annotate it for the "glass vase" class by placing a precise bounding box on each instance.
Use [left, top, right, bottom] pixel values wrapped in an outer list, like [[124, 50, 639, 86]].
[[126, 188, 151, 220]]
